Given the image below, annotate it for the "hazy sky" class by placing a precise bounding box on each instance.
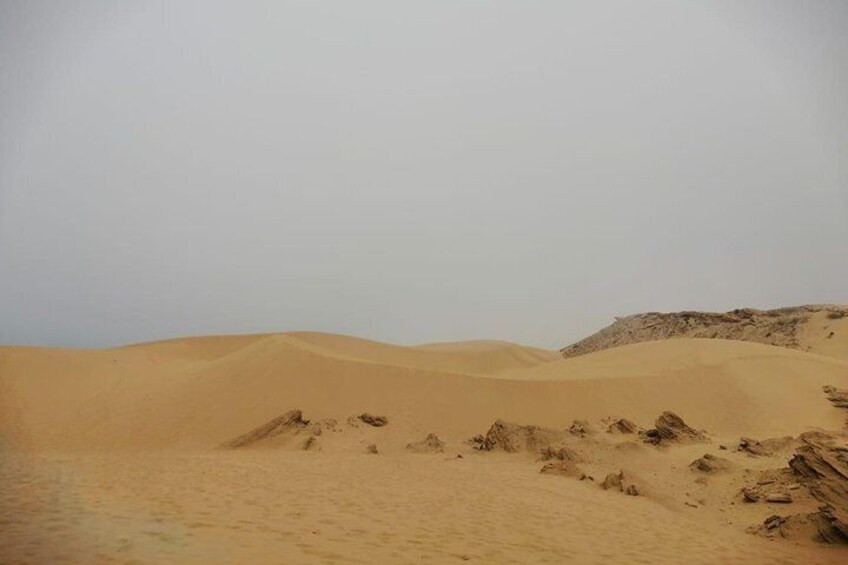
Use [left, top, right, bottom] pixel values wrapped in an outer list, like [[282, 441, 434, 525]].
[[1, 1, 846, 349]]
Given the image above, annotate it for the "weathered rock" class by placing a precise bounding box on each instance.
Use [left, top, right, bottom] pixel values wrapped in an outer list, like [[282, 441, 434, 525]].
[[748, 432, 848, 544], [538, 446, 580, 462], [600, 471, 639, 496], [406, 433, 445, 454], [359, 413, 388, 427], [764, 515, 786, 530], [568, 420, 593, 437], [471, 420, 564, 453], [690, 453, 732, 474], [738, 436, 794, 457], [366, 443, 378, 454], [540, 460, 583, 477], [739, 437, 771, 456], [823, 385, 848, 409], [823, 386, 848, 429], [742, 487, 760, 502], [766, 492, 793, 504], [224, 409, 308, 448], [559, 306, 827, 358], [642, 412, 705, 445], [607, 418, 638, 434]]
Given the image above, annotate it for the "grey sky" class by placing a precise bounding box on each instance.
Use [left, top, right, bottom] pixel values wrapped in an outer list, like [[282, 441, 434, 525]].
[[1, 1, 846, 349]]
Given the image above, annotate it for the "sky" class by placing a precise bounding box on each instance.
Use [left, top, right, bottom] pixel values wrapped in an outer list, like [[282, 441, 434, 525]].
[[1, 0, 847, 349]]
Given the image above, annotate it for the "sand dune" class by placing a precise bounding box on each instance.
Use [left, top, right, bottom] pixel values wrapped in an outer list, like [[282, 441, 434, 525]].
[[2, 321, 848, 563]]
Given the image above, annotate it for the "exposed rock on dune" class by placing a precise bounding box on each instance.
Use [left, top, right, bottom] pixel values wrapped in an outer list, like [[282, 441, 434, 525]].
[[690, 453, 732, 474], [539, 445, 581, 462], [738, 436, 795, 457], [746, 432, 848, 544], [642, 412, 706, 445], [600, 471, 640, 496], [540, 459, 584, 478], [470, 419, 564, 453], [568, 420, 594, 437], [359, 413, 388, 427], [560, 305, 848, 359], [223, 409, 309, 448], [406, 433, 445, 453], [824, 386, 848, 428], [606, 418, 638, 434]]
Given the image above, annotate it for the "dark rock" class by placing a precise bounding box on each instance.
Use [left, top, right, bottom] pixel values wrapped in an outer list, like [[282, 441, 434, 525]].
[[359, 413, 388, 427], [642, 412, 705, 445]]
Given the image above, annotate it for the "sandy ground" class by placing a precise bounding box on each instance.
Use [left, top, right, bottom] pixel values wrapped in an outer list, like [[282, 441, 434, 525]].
[[2, 329, 848, 563]]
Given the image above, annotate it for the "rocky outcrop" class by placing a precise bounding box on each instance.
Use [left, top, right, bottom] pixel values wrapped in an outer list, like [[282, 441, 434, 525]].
[[746, 432, 848, 544], [568, 420, 594, 437], [823, 386, 848, 429], [470, 420, 565, 454], [642, 412, 706, 445], [560, 305, 847, 358], [606, 418, 638, 434], [540, 460, 584, 478], [223, 409, 309, 448], [600, 470, 639, 496], [406, 433, 445, 453], [359, 413, 388, 427], [690, 453, 732, 474]]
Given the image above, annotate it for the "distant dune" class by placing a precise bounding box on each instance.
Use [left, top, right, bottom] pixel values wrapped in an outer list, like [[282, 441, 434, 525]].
[[2, 307, 848, 563], [560, 304, 848, 360]]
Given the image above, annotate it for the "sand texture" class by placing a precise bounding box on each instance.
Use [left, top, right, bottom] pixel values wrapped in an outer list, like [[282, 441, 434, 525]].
[[2, 312, 848, 563]]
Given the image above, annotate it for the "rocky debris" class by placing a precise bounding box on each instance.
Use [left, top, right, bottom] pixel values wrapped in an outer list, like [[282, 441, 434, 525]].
[[823, 386, 848, 409], [539, 460, 584, 478], [538, 446, 580, 462], [568, 420, 594, 437], [606, 418, 638, 434], [764, 514, 786, 530], [737, 436, 794, 457], [751, 509, 848, 544], [739, 437, 770, 456], [365, 443, 378, 454], [690, 453, 732, 474], [641, 412, 706, 445], [788, 433, 848, 515], [742, 488, 760, 503], [359, 413, 388, 427], [823, 386, 848, 429], [224, 409, 309, 448], [745, 432, 848, 544], [558, 305, 846, 358], [406, 433, 446, 454], [470, 420, 565, 454], [766, 492, 793, 503], [600, 471, 639, 496]]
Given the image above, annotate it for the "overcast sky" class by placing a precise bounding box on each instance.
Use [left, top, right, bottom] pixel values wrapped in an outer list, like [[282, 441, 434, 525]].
[[1, 1, 846, 349]]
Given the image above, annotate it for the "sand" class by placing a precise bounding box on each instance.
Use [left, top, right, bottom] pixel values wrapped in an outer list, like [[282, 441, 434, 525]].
[[2, 321, 848, 563]]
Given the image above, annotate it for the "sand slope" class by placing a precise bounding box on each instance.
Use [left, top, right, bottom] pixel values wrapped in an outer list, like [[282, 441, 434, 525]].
[[3, 329, 848, 563]]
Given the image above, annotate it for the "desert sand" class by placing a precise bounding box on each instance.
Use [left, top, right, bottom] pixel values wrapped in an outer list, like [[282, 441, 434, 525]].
[[2, 307, 848, 563]]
